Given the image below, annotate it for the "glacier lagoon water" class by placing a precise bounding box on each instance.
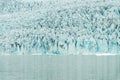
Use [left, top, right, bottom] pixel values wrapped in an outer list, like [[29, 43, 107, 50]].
[[0, 55, 120, 80], [0, 0, 120, 54]]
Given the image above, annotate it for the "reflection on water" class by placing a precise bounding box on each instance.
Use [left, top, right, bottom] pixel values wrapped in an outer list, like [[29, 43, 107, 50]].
[[0, 55, 120, 80]]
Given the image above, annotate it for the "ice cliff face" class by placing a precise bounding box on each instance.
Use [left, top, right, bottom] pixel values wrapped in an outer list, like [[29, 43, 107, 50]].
[[0, 0, 120, 54]]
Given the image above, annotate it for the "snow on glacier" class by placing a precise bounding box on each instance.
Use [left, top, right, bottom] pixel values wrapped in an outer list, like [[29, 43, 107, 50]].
[[0, 0, 120, 55]]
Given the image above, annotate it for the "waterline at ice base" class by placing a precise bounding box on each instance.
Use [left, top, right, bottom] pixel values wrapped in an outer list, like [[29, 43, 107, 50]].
[[0, 0, 120, 55]]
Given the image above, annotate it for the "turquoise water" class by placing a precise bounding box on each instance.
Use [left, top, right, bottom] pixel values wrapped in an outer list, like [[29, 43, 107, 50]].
[[0, 55, 120, 80]]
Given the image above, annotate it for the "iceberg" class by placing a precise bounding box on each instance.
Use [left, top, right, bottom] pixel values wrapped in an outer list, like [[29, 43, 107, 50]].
[[0, 0, 120, 55]]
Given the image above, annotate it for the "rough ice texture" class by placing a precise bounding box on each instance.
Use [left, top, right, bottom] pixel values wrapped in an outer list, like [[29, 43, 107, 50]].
[[0, 0, 120, 54]]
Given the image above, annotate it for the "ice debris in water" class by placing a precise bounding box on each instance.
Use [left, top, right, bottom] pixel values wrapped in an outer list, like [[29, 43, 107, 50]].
[[0, 0, 120, 55]]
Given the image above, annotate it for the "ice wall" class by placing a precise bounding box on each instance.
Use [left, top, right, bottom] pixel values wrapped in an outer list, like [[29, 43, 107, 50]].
[[0, 0, 120, 54]]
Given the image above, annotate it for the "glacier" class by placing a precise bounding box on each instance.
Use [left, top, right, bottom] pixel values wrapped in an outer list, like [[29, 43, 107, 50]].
[[0, 0, 120, 55]]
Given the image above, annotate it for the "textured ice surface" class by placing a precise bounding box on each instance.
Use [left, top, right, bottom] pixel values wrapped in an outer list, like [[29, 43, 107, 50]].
[[0, 0, 120, 54]]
